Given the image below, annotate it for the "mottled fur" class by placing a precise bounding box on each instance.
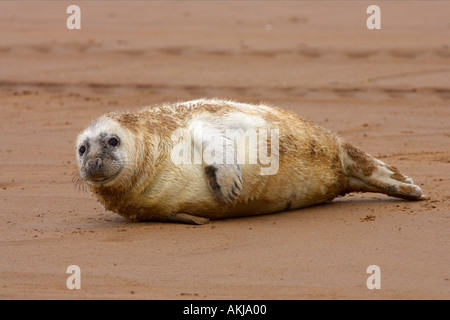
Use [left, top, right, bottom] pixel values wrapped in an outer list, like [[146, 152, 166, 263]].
[[75, 98, 425, 224]]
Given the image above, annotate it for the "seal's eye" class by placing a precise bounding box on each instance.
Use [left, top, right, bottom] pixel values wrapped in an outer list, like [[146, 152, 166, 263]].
[[79, 145, 86, 156], [108, 137, 119, 147]]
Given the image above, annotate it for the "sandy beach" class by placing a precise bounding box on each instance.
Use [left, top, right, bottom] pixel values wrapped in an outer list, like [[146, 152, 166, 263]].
[[0, 1, 449, 299]]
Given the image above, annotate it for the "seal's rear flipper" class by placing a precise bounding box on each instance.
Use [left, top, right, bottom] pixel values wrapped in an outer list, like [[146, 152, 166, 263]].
[[342, 143, 427, 200]]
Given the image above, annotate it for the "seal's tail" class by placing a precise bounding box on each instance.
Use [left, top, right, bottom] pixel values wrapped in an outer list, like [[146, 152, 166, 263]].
[[342, 142, 427, 200]]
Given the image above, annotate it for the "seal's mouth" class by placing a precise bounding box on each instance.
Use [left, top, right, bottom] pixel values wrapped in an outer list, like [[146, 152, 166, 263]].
[[80, 165, 123, 186], [81, 170, 122, 186], [89, 176, 113, 184]]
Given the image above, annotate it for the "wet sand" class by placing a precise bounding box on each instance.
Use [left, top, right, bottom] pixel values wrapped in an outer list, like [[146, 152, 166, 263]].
[[0, 1, 449, 299]]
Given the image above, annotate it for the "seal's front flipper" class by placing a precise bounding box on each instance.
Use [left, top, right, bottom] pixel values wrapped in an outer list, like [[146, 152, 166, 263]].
[[343, 142, 427, 200], [205, 164, 243, 204], [168, 213, 210, 225], [191, 119, 243, 204]]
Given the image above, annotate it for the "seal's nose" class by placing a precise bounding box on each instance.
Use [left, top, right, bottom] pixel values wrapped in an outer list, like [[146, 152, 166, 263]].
[[86, 158, 102, 172]]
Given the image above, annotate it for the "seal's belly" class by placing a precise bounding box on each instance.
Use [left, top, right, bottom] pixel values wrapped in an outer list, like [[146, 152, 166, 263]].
[[177, 191, 334, 220], [176, 168, 345, 220]]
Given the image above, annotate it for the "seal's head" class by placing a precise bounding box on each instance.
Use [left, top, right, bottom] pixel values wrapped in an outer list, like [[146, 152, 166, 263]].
[[76, 115, 133, 188]]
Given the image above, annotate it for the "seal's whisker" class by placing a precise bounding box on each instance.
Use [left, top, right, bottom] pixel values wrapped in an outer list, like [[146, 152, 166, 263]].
[[71, 171, 88, 193]]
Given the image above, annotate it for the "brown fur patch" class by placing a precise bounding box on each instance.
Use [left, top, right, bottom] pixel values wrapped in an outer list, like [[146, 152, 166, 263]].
[[328, 174, 348, 198], [331, 156, 348, 197], [198, 103, 226, 114], [309, 140, 317, 155], [386, 164, 400, 173], [344, 143, 377, 176], [399, 184, 416, 194], [386, 164, 408, 181], [111, 113, 140, 134], [330, 155, 340, 170], [146, 112, 179, 133], [390, 172, 407, 181]]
